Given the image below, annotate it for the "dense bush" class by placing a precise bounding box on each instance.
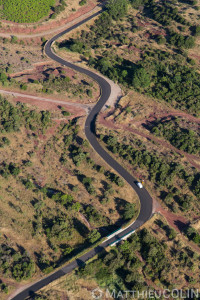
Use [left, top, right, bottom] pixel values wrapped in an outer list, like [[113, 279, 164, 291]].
[[0, 72, 8, 85], [44, 216, 73, 241], [123, 203, 135, 220], [87, 229, 101, 244], [103, 134, 200, 210], [63, 4, 199, 115], [168, 31, 195, 49], [50, 0, 67, 19], [0, 244, 35, 281], [78, 229, 172, 291], [51, 192, 74, 206], [105, 170, 124, 187], [132, 67, 151, 88], [1, 0, 55, 23], [138, 50, 200, 114], [130, 0, 191, 27], [130, 0, 149, 9], [104, 135, 178, 187], [149, 118, 200, 155], [60, 0, 128, 54], [85, 205, 108, 226], [69, 144, 89, 166], [146, 0, 189, 26], [0, 96, 51, 133], [106, 0, 128, 20]]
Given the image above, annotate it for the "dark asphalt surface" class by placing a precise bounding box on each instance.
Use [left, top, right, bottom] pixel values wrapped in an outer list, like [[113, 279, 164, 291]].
[[11, 9, 153, 300]]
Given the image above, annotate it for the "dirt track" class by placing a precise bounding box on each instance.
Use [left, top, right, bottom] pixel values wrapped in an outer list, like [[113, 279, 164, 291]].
[[0, 89, 93, 122]]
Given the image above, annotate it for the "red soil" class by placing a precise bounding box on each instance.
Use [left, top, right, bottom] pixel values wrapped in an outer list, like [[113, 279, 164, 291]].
[[10, 62, 75, 81]]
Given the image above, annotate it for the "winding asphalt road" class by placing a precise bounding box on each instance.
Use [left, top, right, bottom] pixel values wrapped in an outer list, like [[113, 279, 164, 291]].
[[11, 10, 153, 300]]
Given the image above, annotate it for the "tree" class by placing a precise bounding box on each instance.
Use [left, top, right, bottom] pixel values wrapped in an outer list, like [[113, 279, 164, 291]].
[[123, 203, 135, 220], [88, 229, 101, 244], [193, 25, 200, 36], [63, 246, 73, 256], [98, 58, 112, 73], [0, 72, 8, 84], [132, 67, 151, 88], [11, 36, 18, 43], [106, 0, 128, 20], [156, 35, 166, 45], [184, 36, 195, 49], [126, 272, 142, 283], [107, 135, 118, 147], [130, 0, 146, 9], [72, 202, 81, 212]]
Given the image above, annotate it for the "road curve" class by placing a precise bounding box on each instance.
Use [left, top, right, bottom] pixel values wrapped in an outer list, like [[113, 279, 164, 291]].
[[11, 10, 153, 300]]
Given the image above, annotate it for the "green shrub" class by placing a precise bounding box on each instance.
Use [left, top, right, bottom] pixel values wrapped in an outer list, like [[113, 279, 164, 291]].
[[62, 111, 70, 116], [132, 67, 151, 88], [79, 0, 87, 5], [88, 229, 101, 244]]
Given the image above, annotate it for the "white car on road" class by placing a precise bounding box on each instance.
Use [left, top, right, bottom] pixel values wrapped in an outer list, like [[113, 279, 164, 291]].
[[136, 182, 143, 189]]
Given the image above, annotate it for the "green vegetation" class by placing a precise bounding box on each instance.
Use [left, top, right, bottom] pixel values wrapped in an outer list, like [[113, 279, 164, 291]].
[[1, 0, 55, 23], [51, 0, 67, 19], [0, 66, 96, 101], [102, 133, 200, 214], [0, 72, 8, 85], [130, 0, 148, 9], [0, 96, 51, 133], [0, 280, 8, 294], [138, 51, 200, 114], [132, 67, 151, 88], [185, 225, 200, 246], [0, 162, 21, 179], [149, 117, 200, 155], [88, 229, 101, 244], [143, 0, 189, 26], [79, 0, 87, 6], [123, 202, 135, 220], [106, 0, 128, 20], [60, 0, 199, 115], [0, 244, 35, 281], [192, 25, 200, 36], [0, 96, 137, 286], [1, 0, 200, 293], [32, 72, 94, 99], [44, 216, 73, 241], [77, 222, 199, 292], [92, 49, 200, 114], [168, 30, 195, 48], [25, 217, 200, 299]]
